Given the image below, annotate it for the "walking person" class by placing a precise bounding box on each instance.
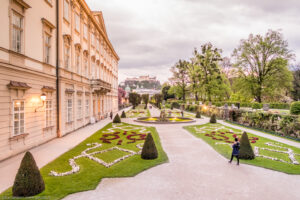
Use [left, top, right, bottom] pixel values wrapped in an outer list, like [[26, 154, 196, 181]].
[[229, 138, 240, 165], [110, 111, 113, 120]]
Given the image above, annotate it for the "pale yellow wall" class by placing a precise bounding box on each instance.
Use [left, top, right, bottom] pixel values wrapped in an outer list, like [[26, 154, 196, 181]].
[[0, 0, 57, 161], [0, 0, 119, 160]]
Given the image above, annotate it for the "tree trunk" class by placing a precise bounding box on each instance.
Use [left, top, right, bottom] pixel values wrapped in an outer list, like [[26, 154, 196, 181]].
[[195, 92, 198, 101]]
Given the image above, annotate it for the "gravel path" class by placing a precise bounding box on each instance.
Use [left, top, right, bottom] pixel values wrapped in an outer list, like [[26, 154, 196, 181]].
[[64, 107, 300, 200]]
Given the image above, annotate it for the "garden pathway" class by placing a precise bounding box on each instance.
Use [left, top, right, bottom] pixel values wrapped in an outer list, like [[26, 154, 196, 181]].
[[64, 107, 300, 200], [0, 108, 130, 193]]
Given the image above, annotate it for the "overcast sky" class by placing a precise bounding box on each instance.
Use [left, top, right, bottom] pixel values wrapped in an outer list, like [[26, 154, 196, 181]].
[[86, 0, 300, 84]]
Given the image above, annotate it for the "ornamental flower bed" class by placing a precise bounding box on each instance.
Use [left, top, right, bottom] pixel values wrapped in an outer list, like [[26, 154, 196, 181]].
[[0, 123, 168, 200], [184, 123, 300, 174]]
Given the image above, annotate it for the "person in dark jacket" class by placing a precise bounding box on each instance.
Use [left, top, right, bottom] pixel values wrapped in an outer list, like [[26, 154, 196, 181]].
[[110, 111, 113, 119], [229, 137, 240, 165]]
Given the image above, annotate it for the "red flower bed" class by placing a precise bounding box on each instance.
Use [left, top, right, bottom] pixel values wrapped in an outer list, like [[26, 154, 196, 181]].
[[204, 130, 259, 144], [100, 131, 146, 145]]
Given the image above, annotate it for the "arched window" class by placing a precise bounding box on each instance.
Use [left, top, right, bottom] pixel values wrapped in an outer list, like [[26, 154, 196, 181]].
[[63, 35, 71, 70]]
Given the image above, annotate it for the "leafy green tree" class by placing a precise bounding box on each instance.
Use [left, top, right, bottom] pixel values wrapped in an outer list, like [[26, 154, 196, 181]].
[[154, 93, 163, 108], [161, 83, 175, 100], [187, 60, 201, 101], [291, 64, 300, 101], [232, 30, 294, 103], [193, 44, 230, 101], [129, 93, 141, 109], [170, 60, 190, 101], [141, 94, 149, 106]]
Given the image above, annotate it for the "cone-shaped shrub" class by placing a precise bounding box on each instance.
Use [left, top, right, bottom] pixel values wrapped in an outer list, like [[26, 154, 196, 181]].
[[121, 111, 126, 118], [12, 152, 45, 197], [210, 114, 217, 123], [113, 114, 121, 123], [141, 133, 158, 159], [239, 132, 255, 160], [196, 111, 201, 118]]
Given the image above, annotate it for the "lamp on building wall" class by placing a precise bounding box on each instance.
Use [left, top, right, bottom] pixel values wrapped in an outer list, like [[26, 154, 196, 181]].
[[35, 93, 47, 112]]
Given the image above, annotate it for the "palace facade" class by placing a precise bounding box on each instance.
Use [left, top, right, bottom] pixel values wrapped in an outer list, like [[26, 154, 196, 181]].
[[0, 0, 119, 161]]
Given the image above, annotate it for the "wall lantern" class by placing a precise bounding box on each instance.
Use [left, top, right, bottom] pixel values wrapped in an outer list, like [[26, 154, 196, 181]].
[[40, 93, 47, 101], [35, 93, 47, 112]]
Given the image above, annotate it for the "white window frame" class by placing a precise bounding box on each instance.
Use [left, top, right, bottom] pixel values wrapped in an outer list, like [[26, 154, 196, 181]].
[[12, 12, 23, 53], [83, 24, 88, 39], [84, 57, 88, 78], [67, 97, 73, 123], [13, 100, 25, 136], [45, 99, 52, 127], [75, 13, 80, 32], [76, 52, 81, 74], [64, 0, 69, 21], [77, 98, 82, 119], [64, 44, 70, 69], [85, 99, 89, 117], [44, 33, 51, 64]]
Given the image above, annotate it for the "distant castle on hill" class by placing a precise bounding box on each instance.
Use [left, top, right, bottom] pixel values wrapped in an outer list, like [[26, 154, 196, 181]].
[[120, 75, 161, 91]]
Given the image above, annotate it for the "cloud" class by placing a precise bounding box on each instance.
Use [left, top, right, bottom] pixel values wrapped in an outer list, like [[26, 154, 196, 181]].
[[86, 0, 300, 83]]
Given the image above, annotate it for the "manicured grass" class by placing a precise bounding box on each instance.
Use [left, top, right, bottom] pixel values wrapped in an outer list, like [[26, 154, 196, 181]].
[[126, 104, 151, 118], [0, 123, 168, 200], [184, 123, 300, 174]]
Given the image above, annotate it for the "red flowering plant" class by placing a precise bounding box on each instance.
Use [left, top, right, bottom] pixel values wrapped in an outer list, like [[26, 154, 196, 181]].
[[204, 130, 259, 144]]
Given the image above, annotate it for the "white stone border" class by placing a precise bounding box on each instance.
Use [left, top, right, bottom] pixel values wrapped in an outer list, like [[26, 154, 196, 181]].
[[50, 142, 144, 177]]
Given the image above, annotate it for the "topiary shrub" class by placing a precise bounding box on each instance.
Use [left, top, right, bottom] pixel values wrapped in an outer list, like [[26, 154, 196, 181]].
[[210, 114, 217, 123], [290, 102, 300, 115], [113, 114, 121, 123], [141, 133, 158, 159], [12, 152, 45, 197], [239, 132, 255, 160], [196, 111, 201, 118], [121, 111, 126, 118]]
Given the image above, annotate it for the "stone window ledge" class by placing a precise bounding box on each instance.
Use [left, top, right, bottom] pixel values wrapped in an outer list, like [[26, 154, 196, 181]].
[[9, 133, 29, 141]]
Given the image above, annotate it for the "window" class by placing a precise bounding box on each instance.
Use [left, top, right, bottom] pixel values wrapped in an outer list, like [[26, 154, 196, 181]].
[[83, 24, 88, 39], [44, 34, 51, 64], [84, 57, 88, 77], [64, 44, 70, 69], [12, 12, 23, 53], [45, 100, 52, 127], [91, 60, 96, 79], [76, 52, 81, 74], [13, 100, 25, 135], [64, 0, 69, 21], [75, 13, 80, 32], [96, 39, 99, 51], [77, 99, 82, 119], [91, 33, 94, 46], [96, 65, 100, 79], [85, 99, 89, 117], [67, 98, 73, 122]]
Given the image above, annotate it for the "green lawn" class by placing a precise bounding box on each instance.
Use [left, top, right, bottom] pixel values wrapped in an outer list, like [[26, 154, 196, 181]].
[[126, 104, 151, 118], [184, 123, 300, 174], [1, 123, 168, 200]]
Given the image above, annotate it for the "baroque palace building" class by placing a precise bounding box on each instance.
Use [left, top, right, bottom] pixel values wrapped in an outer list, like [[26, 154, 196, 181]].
[[0, 0, 119, 161]]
